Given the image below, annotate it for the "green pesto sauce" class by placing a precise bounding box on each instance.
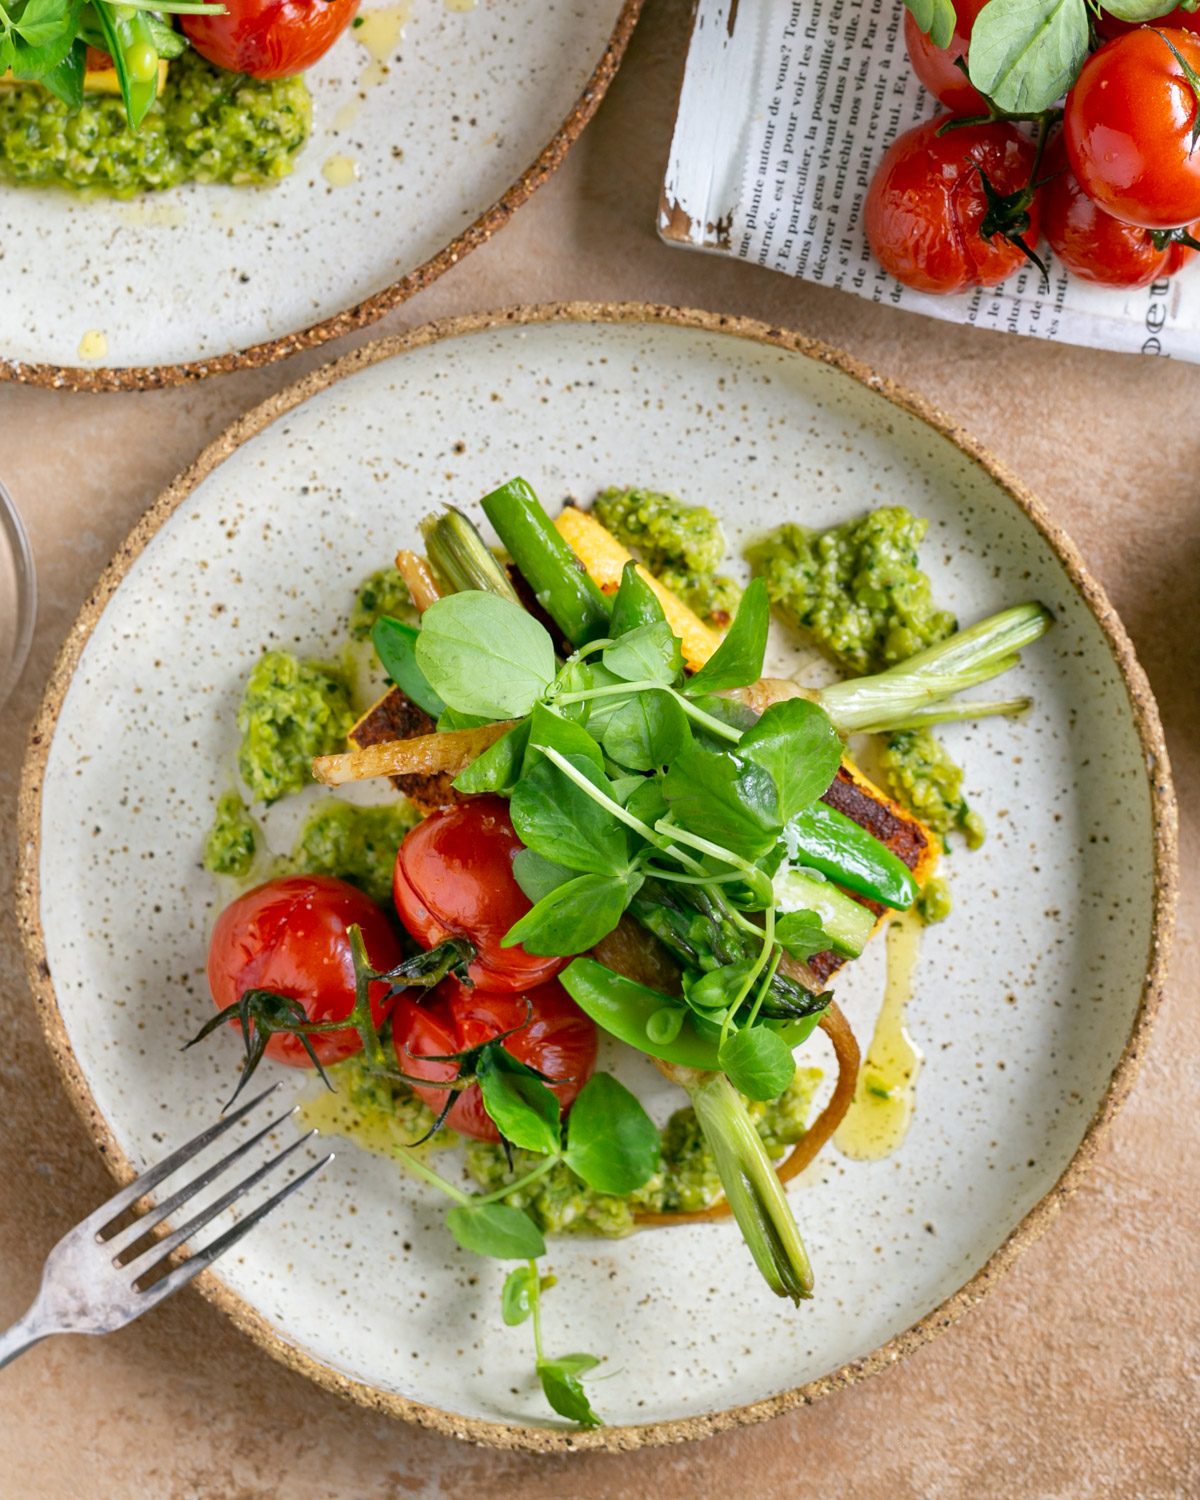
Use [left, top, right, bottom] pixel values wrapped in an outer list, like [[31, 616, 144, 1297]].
[[593, 486, 743, 625], [916, 873, 953, 925], [881, 729, 985, 851], [348, 567, 415, 642], [0, 51, 310, 197], [237, 650, 355, 805], [290, 800, 418, 905], [202, 791, 258, 877], [465, 1066, 822, 1237], [746, 508, 957, 676]]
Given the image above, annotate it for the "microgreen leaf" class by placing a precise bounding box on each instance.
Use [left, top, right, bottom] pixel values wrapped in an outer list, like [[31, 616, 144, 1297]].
[[902, 0, 956, 46], [537, 1357, 603, 1428], [1101, 0, 1180, 18], [624, 776, 668, 829], [372, 616, 446, 717], [415, 591, 556, 719], [563, 1073, 660, 1194], [602, 621, 684, 685], [477, 1048, 562, 1156], [684, 577, 769, 695], [452, 717, 531, 795], [601, 688, 690, 772], [445, 1203, 547, 1260], [524, 702, 606, 774], [609, 561, 667, 636], [662, 744, 781, 860], [719, 1026, 796, 1101], [503, 871, 640, 957], [967, 0, 1089, 115], [510, 754, 631, 875], [683, 960, 758, 1014], [501, 1265, 538, 1326], [738, 697, 842, 822], [775, 909, 833, 960], [512, 847, 577, 903]]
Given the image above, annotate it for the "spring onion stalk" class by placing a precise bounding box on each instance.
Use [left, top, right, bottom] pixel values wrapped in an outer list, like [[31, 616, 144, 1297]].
[[420, 507, 523, 605], [667, 1063, 814, 1302], [815, 603, 1051, 735]]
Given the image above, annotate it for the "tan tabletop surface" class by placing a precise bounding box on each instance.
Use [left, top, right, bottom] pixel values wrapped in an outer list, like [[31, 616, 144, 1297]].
[[1, 3, 1196, 1495]]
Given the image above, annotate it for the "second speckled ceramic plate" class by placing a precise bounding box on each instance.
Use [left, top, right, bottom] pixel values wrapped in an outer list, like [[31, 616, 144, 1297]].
[[0, 3, 637, 388], [18, 307, 1174, 1449]]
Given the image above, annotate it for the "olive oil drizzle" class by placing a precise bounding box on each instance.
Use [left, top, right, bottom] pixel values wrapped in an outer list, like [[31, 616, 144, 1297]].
[[834, 909, 924, 1161]]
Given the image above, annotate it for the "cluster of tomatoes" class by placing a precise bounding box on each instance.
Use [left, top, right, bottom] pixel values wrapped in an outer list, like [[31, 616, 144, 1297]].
[[207, 797, 598, 1141], [866, 4, 1200, 294]]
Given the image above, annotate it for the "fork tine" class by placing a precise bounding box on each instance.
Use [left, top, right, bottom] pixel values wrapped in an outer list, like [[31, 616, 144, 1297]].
[[105, 1105, 298, 1258], [85, 1083, 283, 1239], [136, 1154, 333, 1308], [123, 1130, 319, 1276]]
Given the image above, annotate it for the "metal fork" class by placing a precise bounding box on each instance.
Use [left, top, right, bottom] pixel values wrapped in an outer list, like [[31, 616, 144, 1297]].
[[0, 1083, 332, 1369]]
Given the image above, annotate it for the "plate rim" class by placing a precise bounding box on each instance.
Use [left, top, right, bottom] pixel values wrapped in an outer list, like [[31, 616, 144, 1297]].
[[14, 301, 1178, 1452], [0, 5, 642, 395]]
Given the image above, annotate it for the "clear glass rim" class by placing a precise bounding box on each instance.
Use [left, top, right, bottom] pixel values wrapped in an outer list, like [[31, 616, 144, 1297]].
[[0, 476, 37, 709]]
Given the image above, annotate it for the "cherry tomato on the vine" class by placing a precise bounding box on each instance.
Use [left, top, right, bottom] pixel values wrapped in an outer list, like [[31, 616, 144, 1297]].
[[392, 977, 598, 1142], [865, 115, 1041, 294], [392, 796, 567, 994], [207, 874, 403, 1068], [904, 0, 991, 114], [183, 0, 360, 80], [1064, 28, 1200, 230]]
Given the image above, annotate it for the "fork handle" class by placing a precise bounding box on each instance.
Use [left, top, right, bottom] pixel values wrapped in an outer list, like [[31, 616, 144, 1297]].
[[0, 1307, 53, 1370]]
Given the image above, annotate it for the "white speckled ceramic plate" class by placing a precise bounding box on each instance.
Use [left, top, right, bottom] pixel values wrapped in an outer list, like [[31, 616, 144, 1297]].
[[17, 307, 1174, 1451], [0, 3, 637, 389]]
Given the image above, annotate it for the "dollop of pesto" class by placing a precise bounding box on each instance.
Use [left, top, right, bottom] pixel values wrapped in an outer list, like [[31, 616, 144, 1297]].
[[237, 650, 355, 805], [202, 791, 258, 878], [290, 800, 418, 905], [916, 873, 953, 925], [348, 567, 415, 642], [0, 51, 310, 197], [593, 486, 742, 625], [880, 729, 985, 851], [746, 508, 957, 676]]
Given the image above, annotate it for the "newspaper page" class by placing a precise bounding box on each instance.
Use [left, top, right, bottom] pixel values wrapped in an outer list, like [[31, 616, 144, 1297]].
[[660, 0, 1199, 360]]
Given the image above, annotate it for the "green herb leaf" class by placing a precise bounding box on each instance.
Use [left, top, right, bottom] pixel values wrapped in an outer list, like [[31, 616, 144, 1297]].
[[415, 591, 556, 719], [512, 847, 577, 903], [662, 744, 781, 860], [371, 616, 446, 717], [510, 754, 631, 876], [719, 1026, 797, 1101], [501, 1265, 538, 1326], [525, 702, 606, 774], [624, 776, 668, 829], [738, 697, 842, 822], [502, 871, 639, 956], [8, 0, 84, 81], [36, 33, 84, 107], [537, 1357, 603, 1428], [601, 688, 690, 771], [609, 561, 667, 636], [683, 960, 757, 1014], [902, 0, 957, 47], [563, 1073, 660, 1194], [775, 909, 833, 960], [967, 0, 1089, 114], [602, 621, 684, 685], [452, 717, 531, 795], [477, 1048, 562, 1156], [445, 1202, 547, 1260], [1103, 0, 1183, 16], [684, 577, 769, 695]]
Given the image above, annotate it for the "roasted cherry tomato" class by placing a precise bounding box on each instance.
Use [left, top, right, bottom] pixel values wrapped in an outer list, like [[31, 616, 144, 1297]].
[[183, 0, 360, 80], [393, 796, 567, 993], [392, 977, 598, 1142], [1042, 142, 1183, 286], [865, 115, 1041, 294], [1064, 29, 1200, 230], [207, 874, 402, 1068], [904, 0, 990, 114]]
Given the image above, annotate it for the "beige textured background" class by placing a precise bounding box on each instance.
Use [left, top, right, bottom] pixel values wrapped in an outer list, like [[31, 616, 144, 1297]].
[[1, 2, 1197, 1495]]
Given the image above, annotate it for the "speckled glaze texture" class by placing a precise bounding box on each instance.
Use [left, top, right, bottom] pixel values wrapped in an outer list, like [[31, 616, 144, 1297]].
[[0, 2, 638, 390], [16, 307, 1175, 1452]]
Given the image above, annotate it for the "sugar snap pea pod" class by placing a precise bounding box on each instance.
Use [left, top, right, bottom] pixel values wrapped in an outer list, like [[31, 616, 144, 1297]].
[[94, 3, 160, 131], [481, 478, 612, 647], [787, 802, 917, 910]]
